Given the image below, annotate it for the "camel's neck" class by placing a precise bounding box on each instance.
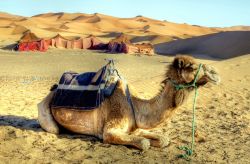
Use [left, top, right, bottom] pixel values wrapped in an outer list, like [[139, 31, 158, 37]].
[[132, 81, 190, 129]]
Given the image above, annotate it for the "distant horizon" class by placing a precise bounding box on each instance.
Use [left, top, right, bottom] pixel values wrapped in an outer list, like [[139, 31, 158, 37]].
[[0, 0, 250, 27]]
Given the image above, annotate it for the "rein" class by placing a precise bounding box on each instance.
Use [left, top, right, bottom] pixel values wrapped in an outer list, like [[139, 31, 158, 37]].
[[170, 64, 203, 161]]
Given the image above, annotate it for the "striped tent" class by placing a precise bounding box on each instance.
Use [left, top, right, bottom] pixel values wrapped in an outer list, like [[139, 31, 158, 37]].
[[18, 32, 49, 52]]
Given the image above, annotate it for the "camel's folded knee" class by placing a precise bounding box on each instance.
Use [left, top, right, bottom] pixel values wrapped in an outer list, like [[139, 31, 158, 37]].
[[133, 129, 170, 148], [103, 131, 151, 150], [37, 91, 59, 134]]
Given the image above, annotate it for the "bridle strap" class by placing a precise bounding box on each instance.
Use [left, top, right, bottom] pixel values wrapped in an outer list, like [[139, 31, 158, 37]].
[[170, 64, 203, 90]]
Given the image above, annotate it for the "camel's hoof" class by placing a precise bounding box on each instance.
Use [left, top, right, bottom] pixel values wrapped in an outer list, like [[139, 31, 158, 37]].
[[141, 138, 150, 151]]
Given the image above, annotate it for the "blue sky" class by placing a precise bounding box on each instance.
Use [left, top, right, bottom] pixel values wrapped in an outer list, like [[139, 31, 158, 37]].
[[0, 0, 249, 27]]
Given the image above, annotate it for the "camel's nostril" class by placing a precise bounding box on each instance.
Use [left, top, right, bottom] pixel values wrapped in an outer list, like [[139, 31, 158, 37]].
[[203, 65, 220, 84]]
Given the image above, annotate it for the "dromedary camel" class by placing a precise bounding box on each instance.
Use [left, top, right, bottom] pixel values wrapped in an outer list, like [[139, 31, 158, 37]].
[[38, 55, 220, 150]]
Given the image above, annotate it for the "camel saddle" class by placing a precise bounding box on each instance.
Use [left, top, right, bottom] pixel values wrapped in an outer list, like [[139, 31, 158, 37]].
[[51, 60, 119, 110]]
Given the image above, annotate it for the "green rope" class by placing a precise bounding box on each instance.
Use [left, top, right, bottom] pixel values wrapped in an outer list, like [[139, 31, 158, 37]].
[[177, 86, 198, 160], [170, 64, 203, 161], [172, 64, 203, 91]]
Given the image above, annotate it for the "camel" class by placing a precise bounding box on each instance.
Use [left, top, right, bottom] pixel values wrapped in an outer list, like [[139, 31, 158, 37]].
[[38, 55, 220, 150]]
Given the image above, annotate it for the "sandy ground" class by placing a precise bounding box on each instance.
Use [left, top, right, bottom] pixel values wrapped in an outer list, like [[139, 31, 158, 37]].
[[0, 49, 249, 163]]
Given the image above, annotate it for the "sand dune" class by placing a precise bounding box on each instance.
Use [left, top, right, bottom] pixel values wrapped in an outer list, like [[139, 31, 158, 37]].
[[0, 12, 221, 45], [0, 19, 14, 27], [85, 15, 101, 23], [130, 35, 173, 44], [0, 12, 24, 28], [0, 12, 24, 20], [0, 27, 13, 36], [59, 24, 69, 30], [0, 12, 247, 42], [33, 12, 88, 21], [72, 15, 90, 21], [12, 25, 29, 35], [155, 31, 250, 59]]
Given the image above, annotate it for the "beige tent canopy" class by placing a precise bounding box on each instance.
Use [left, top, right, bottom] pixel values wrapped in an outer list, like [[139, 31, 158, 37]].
[[46, 34, 106, 50]]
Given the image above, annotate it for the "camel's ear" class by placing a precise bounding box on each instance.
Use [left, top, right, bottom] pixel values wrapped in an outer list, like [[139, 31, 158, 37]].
[[173, 57, 184, 69]]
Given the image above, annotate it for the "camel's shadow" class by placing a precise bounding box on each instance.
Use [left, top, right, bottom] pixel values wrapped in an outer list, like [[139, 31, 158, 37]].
[[0, 115, 42, 132], [0, 115, 99, 141]]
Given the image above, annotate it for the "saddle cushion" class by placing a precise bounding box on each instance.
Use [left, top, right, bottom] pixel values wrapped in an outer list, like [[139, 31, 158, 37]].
[[51, 62, 118, 110]]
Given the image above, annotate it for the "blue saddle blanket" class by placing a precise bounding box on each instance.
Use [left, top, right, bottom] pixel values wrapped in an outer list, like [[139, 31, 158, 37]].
[[51, 61, 118, 110]]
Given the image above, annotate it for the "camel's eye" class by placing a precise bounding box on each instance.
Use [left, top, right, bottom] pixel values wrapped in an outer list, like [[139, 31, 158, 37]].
[[184, 63, 196, 72], [186, 67, 194, 72], [188, 64, 198, 72]]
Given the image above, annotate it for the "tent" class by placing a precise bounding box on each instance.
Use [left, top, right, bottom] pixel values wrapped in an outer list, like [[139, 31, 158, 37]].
[[85, 35, 107, 50], [135, 43, 154, 55], [47, 34, 107, 50], [69, 35, 107, 50], [49, 34, 69, 48], [108, 34, 131, 53], [16, 32, 107, 52], [18, 32, 48, 52], [108, 34, 154, 55]]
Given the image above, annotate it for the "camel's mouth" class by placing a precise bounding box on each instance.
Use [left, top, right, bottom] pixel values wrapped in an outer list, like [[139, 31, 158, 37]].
[[202, 65, 221, 85]]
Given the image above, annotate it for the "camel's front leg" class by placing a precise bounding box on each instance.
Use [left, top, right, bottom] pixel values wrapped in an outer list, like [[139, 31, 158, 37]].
[[133, 129, 169, 148], [103, 129, 150, 150]]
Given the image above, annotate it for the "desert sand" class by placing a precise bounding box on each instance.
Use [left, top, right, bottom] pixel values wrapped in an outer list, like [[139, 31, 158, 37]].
[[0, 49, 249, 163]]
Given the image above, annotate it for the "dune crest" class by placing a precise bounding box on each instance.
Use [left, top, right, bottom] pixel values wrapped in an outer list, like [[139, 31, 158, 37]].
[[155, 31, 250, 59]]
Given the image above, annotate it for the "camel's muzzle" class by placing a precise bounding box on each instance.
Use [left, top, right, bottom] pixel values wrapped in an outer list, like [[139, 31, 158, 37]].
[[202, 64, 221, 85]]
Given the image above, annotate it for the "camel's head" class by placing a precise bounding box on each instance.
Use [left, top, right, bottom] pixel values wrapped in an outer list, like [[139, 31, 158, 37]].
[[167, 55, 220, 87]]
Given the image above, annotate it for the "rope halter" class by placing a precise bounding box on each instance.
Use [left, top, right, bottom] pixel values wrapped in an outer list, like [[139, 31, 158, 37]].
[[169, 64, 203, 161], [170, 64, 203, 91]]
